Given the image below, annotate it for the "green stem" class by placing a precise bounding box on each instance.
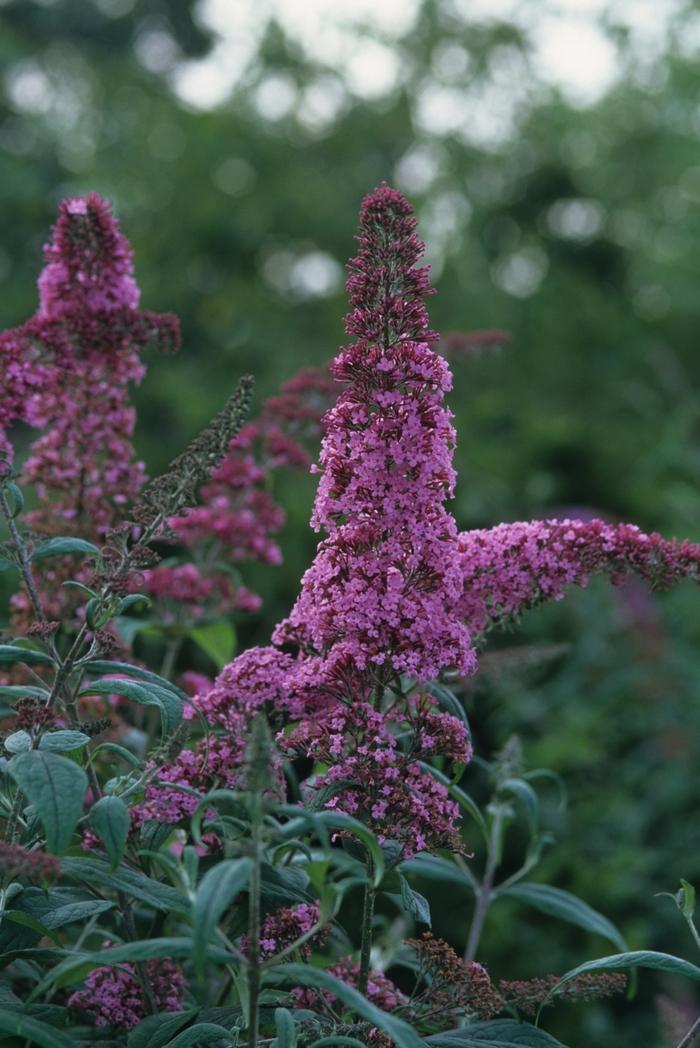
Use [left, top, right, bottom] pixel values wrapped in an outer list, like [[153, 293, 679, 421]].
[[677, 1014, 700, 1048], [686, 915, 700, 956], [119, 892, 157, 1015], [358, 859, 375, 997], [3, 791, 24, 844], [247, 859, 261, 1048], [464, 805, 506, 962], [247, 754, 264, 1047], [0, 486, 46, 625], [160, 635, 182, 681]]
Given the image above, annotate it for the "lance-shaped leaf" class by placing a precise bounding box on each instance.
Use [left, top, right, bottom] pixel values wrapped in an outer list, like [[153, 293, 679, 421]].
[[265, 964, 424, 1048], [425, 1019, 570, 1045], [88, 795, 130, 868], [192, 857, 251, 976], [498, 883, 627, 952], [0, 1009, 74, 1048], [0, 645, 52, 666], [7, 751, 87, 854], [31, 537, 100, 561], [79, 677, 181, 734], [61, 857, 189, 915]]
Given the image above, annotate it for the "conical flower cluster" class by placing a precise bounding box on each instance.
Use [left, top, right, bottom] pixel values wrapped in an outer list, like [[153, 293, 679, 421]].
[[195, 185, 474, 858], [275, 184, 475, 692], [1, 193, 179, 537]]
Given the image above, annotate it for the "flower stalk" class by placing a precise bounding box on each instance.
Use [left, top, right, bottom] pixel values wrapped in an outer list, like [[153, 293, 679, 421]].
[[358, 857, 376, 998]]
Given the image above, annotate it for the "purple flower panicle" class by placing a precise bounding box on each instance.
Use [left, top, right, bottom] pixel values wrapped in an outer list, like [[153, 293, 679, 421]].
[[276, 183, 475, 692], [458, 517, 700, 634], [68, 953, 185, 1030]]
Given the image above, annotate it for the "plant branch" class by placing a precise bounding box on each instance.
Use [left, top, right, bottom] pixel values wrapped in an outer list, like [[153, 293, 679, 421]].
[[358, 858, 375, 997], [118, 891, 157, 1015], [0, 486, 47, 625], [464, 804, 507, 961], [677, 1013, 700, 1048], [246, 721, 266, 1048]]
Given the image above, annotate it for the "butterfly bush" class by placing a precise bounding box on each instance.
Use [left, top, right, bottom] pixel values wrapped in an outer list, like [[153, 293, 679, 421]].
[[241, 902, 325, 960], [4, 182, 700, 1045], [183, 185, 478, 860], [275, 185, 475, 685], [67, 954, 185, 1030], [282, 699, 469, 856], [2, 194, 179, 635], [13, 193, 178, 537], [162, 184, 700, 862], [129, 646, 291, 829]]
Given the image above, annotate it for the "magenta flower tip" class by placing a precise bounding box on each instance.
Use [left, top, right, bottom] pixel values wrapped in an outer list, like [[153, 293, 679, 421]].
[[38, 191, 140, 316]]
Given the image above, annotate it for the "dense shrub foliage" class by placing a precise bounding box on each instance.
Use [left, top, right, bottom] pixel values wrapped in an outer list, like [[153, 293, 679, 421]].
[[1, 187, 700, 1048]]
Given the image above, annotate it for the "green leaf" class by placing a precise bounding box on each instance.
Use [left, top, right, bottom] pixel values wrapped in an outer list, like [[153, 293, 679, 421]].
[[31, 537, 101, 562], [191, 619, 236, 669], [0, 1008, 74, 1047], [0, 644, 52, 666], [79, 678, 182, 734], [62, 579, 97, 598], [61, 857, 189, 915], [195, 1006, 242, 1028], [266, 965, 424, 1048], [0, 685, 49, 699], [498, 883, 627, 952], [39, 897, 115, 931], [425, 1020, 570, 1045], [500, 778, 539, 832], [91, 741, 142, 767], [0, 985, 22, 1006], [2, 910, 58, 943], [76, 937, 212, 964], [0, 889, 113, 957], [4, 482, 24, 518], [127, 1010, 199, 1048], [420, 764, 487, 840], [192, 857, 251, 977], [313, 810, 385, 886], [29, 940, 230, 1002], [118, 594, 152, 614], [7, 750, 87, 854], [541, 950, 700, 1013], [38, 730, 90, 752], [385, 872, 432, 927], [399, 873, 431, 926], [139, 818, 176, 853], [4, 730, 32, 753], [84, 660, 189, 701], [523, 769, 568, 812], [260, 862, 313, 906], [88, 795, 130, 868], [165, 1024, 234, 1047], [426, 682, 471, 732], [274, 1007, 298, 1047], [85, 596, 106, 629], [679, 879, 696, 919], [400, 853, 467, 886], [308, 1039, 368, 1048]]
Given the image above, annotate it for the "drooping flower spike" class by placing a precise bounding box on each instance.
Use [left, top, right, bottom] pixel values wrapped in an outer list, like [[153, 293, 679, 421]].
[[457, 517, 700, 635]]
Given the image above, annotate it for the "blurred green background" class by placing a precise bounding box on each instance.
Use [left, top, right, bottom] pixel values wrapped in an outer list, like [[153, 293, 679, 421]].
[[2, 0, 700, 1043]]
